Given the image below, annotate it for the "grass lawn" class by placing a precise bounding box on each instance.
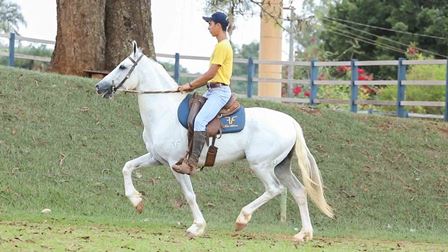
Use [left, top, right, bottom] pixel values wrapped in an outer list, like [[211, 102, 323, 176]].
[[1, 217, 447, 251], [1, 65, 447, 251]]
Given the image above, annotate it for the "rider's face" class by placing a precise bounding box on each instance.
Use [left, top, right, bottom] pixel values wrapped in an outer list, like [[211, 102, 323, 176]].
[[208, 21, 221, 37]]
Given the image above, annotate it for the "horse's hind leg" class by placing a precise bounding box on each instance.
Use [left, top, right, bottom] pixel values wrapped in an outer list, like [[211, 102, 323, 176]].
[[274, 150, 313, 243], [122, 153, 160, 213], [235, 162, 284, 231]]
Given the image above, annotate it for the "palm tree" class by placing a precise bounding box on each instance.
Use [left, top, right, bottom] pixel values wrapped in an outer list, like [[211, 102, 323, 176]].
[[0, 0, 26, 34]]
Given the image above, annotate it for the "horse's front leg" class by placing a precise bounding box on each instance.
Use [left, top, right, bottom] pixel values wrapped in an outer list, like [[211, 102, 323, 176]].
[[170, 169, 207, 238], [122, 153, 160, 213]]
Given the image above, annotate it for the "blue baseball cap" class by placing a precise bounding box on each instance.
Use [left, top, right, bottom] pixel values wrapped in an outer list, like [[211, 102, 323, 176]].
[[202, 12, 229, 30]]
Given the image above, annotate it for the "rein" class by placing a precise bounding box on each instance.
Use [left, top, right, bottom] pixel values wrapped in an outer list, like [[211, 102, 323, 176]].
[[117, 89, 180, 94]]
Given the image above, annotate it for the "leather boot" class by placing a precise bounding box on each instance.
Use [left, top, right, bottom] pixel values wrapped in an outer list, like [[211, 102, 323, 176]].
[[172, 131, 207, 175]]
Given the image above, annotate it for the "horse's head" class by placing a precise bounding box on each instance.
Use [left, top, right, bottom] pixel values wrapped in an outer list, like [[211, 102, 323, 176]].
[[95, 41, 144, 98]]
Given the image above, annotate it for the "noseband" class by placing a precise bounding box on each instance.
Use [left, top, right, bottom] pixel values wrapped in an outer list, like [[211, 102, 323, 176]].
[[112, 54, 144, 92]]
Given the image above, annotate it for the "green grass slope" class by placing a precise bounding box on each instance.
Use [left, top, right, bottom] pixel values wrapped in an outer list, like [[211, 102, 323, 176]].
[[1, 66, 447, 241]]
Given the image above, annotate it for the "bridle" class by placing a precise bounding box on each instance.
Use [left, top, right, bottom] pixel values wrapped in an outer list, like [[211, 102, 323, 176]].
[[112, 54, 144, 92], [111, 54, 180, 95]]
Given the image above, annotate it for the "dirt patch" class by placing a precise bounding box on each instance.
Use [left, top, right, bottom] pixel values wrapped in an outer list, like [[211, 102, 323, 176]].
[[1, 221, 447, 251], [299, 107, 321, 115], [376, 120, 395, 132], [438, 127, 448, 138]]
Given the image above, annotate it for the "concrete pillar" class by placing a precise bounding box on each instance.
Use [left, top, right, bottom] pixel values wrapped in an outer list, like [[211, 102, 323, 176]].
[[259, 0, 283, 97]]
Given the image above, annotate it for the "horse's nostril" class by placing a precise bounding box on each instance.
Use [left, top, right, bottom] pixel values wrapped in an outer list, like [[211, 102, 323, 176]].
[[95, 84, 101, 94]]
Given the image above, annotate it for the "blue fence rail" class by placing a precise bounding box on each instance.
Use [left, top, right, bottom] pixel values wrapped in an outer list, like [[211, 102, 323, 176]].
[[2, 32, 447, 121]]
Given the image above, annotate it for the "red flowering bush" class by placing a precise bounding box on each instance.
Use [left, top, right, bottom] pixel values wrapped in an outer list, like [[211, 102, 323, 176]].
[[335, 65, 376, 95], [293, 86, 302, 96], [336, 65, 350, 73], [293, 85, 311, 97]]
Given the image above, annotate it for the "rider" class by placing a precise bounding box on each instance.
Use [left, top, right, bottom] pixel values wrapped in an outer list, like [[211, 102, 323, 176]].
[[172, 12, 233, 175]]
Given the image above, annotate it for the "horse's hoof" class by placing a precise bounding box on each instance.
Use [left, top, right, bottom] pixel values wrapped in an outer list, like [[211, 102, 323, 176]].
[[235, 222, 247, 232], [186, 231, 196, 239], [293, 230, 313, 244], [135, 201, 144, 214], [186, 222, 206, 239]]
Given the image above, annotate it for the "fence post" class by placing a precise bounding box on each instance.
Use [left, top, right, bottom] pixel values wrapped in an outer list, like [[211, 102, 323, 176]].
[[247, 57, 254, 98], [397, 58, 407, 118], [350, 59, 359, 113], [9, 32, 15, 66], [174, 53, 180, 83], [445, 59, 448, 122], [287, 57, 294, 98], [310, 60, 318, 105]]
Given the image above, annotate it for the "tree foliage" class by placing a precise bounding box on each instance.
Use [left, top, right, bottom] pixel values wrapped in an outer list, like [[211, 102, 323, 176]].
[[319, 0, 448, 61], [0, 0, 26, 33], [205, 0, 256, 16], [205, 0, 286, 36], [294, 0, 336, 61]]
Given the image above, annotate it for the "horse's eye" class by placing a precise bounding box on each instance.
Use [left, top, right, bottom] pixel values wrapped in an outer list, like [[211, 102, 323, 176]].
[[119, 65, 127, 70]]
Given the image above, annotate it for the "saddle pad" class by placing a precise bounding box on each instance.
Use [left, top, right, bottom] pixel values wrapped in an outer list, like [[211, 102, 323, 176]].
[[177, 94, 245, 134]]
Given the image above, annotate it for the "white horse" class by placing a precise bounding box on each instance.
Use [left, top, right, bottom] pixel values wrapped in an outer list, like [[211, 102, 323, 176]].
[[95, 41, 334, 243]]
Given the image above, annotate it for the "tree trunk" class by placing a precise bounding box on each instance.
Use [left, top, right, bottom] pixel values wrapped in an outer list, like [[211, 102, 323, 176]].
[[51, 0, 155, 75], [105, 0, 155, 70], [51, 0, 106, 75]]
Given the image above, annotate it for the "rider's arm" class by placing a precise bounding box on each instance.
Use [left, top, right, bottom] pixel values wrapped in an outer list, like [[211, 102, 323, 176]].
[[178, 64, 220, 92]]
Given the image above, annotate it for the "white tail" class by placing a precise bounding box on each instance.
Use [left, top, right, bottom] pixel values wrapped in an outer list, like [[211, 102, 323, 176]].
[[294, 122, 334, 218]]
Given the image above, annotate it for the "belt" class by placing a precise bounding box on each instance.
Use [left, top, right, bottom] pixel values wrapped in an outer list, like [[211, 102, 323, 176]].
[[207, 82, 228, 89]]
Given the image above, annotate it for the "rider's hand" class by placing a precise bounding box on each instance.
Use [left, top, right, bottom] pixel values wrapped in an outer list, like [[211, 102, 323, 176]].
[[178, 82, 193, 93]]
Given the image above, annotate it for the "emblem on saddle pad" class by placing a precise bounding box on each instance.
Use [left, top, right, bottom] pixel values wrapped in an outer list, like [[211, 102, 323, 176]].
[[177, 93, 246, 134], [225, 116, 237, 127]]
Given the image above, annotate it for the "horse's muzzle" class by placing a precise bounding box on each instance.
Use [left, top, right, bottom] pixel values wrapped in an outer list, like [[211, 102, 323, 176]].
[[95, 81, 114, 98]]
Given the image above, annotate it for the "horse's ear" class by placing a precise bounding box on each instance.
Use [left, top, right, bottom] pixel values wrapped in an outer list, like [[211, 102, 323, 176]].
[[132, 40, 138, 55]]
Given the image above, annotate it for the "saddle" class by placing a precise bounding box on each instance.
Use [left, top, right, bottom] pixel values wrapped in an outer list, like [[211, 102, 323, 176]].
[[188, 93, 240, 137], [186, 92, 241, 167]]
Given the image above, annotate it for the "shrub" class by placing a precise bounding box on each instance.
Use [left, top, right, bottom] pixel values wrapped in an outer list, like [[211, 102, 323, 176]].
[[377, 55, 446, 114]]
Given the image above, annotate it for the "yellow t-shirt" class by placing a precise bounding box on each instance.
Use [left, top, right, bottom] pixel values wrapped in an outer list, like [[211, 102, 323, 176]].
[[209, 39, 233, 85]]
